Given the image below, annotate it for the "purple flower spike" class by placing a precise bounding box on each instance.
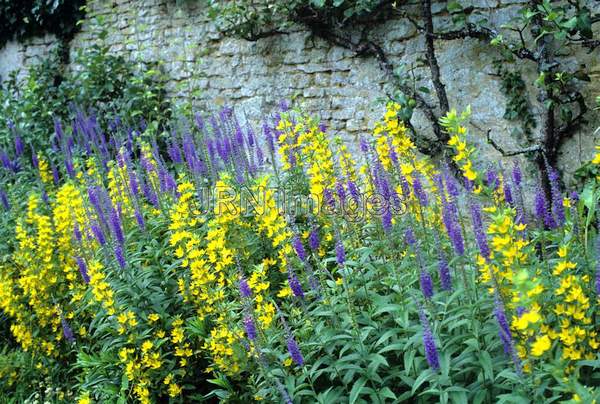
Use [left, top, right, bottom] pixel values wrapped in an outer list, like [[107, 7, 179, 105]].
[[417, 304, 440, 371], [287, 335, 304, 366], [503, 179, 513, 206], [0, 189, 9, 211], [405, 228, 416, 246], [239, 277, 252, 298], [76, 257, 90, 284], [110, 205, 124, 244], [243, 315, 257, 341], [134, 208, 145, 230], [61, 316, 75, 344], [14, 135, 24, 157], [486, 168, 499, 191], [292, 235, 307, 262], [493, 295, 522, 374], [347, 180, 360, 204], [288, 270, 305, 299], [382, 204, 393, 233], [90, 223, 106, 246], [420, 269, 434, 300], [470, 200, 490, 260], [335, 238, 346, 266], [73, 224, 82, 243], [115, 245, 126, 269], [548, 169, 565, 227], [512, 162, 522, 186], [308, 227, 320, 252], [412, 176, 429, 207], [30, 146, 38, 169]]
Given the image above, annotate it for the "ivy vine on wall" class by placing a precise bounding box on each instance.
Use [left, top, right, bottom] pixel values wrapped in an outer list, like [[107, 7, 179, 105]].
[[0, 0, 86, 48]]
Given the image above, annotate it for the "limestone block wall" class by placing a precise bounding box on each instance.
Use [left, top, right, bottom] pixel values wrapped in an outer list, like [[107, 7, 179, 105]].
[[1, 0, 599, 183]]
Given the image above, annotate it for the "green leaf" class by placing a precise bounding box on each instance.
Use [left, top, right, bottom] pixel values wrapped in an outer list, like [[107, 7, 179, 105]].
[[349, 377, 367, 404]]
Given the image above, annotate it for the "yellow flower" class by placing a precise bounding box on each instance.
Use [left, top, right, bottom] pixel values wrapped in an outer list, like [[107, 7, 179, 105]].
[[148, 313, 160, 323], [77, 393, 91, 404], [531, 335, 551, 356]]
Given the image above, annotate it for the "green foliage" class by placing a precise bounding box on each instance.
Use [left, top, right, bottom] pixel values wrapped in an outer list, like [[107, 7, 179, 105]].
[[206, 0, 387, 39], [0, 0, 85, 49], [0, 26, 170, 155], [495, 66, 536, 136]]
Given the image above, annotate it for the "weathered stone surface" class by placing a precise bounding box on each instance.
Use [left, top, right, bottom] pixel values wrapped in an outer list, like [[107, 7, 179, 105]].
[[0, 0, 599, 186]]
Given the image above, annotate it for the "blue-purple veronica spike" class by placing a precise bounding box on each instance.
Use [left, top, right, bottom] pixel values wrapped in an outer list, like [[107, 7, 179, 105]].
[[417, 304, 440, 371], [0, 189, 9, 211], [548, 169, 565, 227], [470, 199, 490, 260], [292, 235, 307, 262], [493, 294, 522, 374], [76, 257, 90, 284], [90, 223, 106, 246], [287, 335, 304, 366], [308, 227, 320, 252], [114, 245, 126, 269], [61, 316, 75, 343], [109, 204, 124, 245], [335, 238, 346, 266], [288, 269, 305, 299], [239, 277, 252, 298], [243, 315, 257, 341]]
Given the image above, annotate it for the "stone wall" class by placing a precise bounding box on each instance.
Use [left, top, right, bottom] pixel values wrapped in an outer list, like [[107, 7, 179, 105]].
[[1, 0, 599, 184]]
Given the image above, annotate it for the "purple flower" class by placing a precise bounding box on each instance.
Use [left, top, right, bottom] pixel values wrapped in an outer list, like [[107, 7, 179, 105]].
[[470, 200, 490, 260], [263, 122, 275, 154], [292, 235, 307, 262], [382, 203, 393, 233], [51, 163, 60, 185], [90, 223, 106, 246], [129, 172, 139, 197], [239, 277, 252, 298], [570, 191, 579, 202], [0, 189, 9, 211], [31, 146, 39, 169], [347, 180, 360, 204], [420, 269, 434, 300], [109, 205, 124, 245], [308, 227, 320, 252], [61, 316, 75, 344], [114, 245, 126, 269], [503, 179, 513, 206], [14, 135, 24, 157], [287, 335, 304, 366], [534, 187, 555, 229], [512, 162, 522, 186], [412, 176, 429, 207], [134, 208, 145, 230], [405, 228, 416, 246], [335, 181, 346, 202], [493, 295, 522, 374], [417, 305, 440, 371], [444, 170, 460, 201], [76, 257, 90, 284], [323, 188, 335, 208], [436, 244, 452, 291], [288, 270, 305, 298], [486, 168, 499, 191], [359, 136, 370, 154], [335, 238, 346, 266], [243, 315, 257, 341], [73, 224, 82, 243]]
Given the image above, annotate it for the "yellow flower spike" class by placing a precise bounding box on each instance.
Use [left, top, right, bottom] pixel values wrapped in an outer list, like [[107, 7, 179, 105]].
[[531, 335, 551, 356]]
